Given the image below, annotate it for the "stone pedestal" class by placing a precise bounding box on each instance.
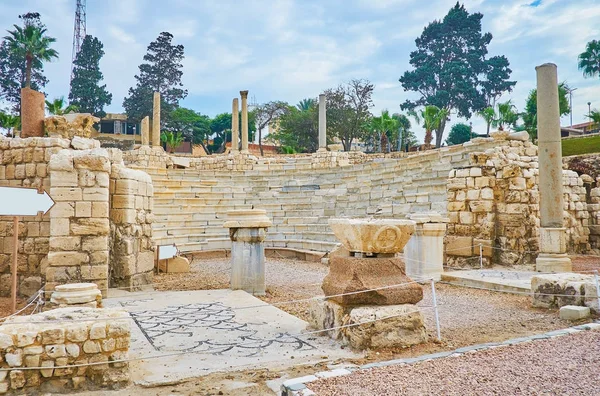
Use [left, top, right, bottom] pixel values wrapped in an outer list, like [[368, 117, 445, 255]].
[[240, 91, 249, 153], [157, 256, 190, 273], [322, 256, 423, 305], [318, 93, 327, 152], [311, 217, 428, 350], [20, 87, 45, 138], [224, 209, 272, 295], [50, 283, 102, 308], [152, 92, 161, 147], [309, 300, 427, 349], [141, 116, 150, 146], [535, 63, 571, 272], [404, 213, 448, 281], [231, 98, 239, 153]]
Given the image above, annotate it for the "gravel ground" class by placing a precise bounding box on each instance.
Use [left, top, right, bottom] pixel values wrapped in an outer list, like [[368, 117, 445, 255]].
[[154, 257, 584, 363], [572, 254, 600, 274], [309, 329, 600, 395]]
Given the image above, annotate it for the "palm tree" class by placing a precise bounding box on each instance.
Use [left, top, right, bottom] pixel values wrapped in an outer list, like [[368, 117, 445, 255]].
[[4, 24, 58, 89], [478, 107, 496, 136], [408, 105, 449, 147], [0, 112, 21, 137], [392, 113, 411, 151], [578, 40, 600, 79], [296, 98, 316, 111], [494, 100, 519, 131], [45, 97, 79, 115], [587, 109, 600, 129], [370, 110, 398, 152], [160, 131, 184, 153]]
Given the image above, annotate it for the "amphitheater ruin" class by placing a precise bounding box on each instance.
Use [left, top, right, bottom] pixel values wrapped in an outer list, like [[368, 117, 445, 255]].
[[0, 64, 598, 394]]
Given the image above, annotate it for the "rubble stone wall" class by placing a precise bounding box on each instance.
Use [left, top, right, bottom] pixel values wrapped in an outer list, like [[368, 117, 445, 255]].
[[0, 307, 130, 393], [446, 140, 590, 267]]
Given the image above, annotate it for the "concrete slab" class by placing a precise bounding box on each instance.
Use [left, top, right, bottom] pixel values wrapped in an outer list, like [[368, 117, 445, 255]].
[[103, 289, 357, 386], [441, 269, 536, 293]]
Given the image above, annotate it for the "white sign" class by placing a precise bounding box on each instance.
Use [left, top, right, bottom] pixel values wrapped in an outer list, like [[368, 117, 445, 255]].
[[158, 244, 178, 260], [0, 187, 55, 216]]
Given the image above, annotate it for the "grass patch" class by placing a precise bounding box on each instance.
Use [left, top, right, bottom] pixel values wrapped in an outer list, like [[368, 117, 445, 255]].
[[562, 135, 600, 156]]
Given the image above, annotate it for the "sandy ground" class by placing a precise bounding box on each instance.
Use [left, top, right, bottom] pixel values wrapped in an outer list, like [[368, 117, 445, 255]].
[[310, 329, 600, 395]]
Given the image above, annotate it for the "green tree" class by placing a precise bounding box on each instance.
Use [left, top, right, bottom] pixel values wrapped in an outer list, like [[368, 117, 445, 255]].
[[587, 109, 600, 128], [326, 79, 374, 151], [0, 13, 49, 112], [209, 113, 232, 154], [165, 107, 211, 153], [272, 105, 318, 153], [478, 107, 496, 136], [400, 3, 514, 148], [45, 97, 79, 115], [523, 82, 570, 139], [160, 131, 184, 153], [408, 105, 449, 146], [370, 110, 398, 152], [123, 32, 187, 124], [481, 55, 517, 107], [0, 111, 21, 137], [297, 98, 316, 111], [493, 100, 519, 131], [4, 20, 58, 89], [445, 123, 472, 145], [391, 113, 418, 151], [68, 35, 112, 117], [578, 40, 600, 79], [254, 101, 289, 156]]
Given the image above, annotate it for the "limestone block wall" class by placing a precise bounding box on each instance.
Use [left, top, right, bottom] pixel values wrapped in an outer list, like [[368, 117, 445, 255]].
[[446, 140, 590, 267], [122, 146, 172, 169], [47, 149, 111, 296], [0, 137, 76, 297], [0, 307, 130, 393], [0, 136, 154, 299], [109, 161, 155, 289]]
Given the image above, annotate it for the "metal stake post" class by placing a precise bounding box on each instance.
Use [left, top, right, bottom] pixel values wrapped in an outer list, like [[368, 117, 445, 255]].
[[594, 270, 600, 314], [479, 244, 483, 269], [430, 278, 441, 341], [11, 216, 18, 313]]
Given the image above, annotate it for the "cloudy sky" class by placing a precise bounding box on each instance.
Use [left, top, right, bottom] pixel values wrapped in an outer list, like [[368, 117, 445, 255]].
[[0, 0, 598, 141]]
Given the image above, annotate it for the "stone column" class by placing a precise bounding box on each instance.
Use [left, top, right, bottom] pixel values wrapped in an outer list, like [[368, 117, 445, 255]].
[[20, 88, 45, 138], [224, 210, 272, 295], [318, 94, 327, 151], [152, 92, 161, 147], [240, 90, 249, 153], [535, 63, 571, 272], [141, 116, 150, 146], [404, 213, 448, 281], [231, 98, 239, 153]]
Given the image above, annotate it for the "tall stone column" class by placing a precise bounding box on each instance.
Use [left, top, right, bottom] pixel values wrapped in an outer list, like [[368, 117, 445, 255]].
[[231, 98, 239, 153], [318, 94, 327, 151], [141, 116, 150, 146], [152, 92, 161, 147], [224, 210, 272, 295], [535, 63, 571, 272], [20, 88, 45, 138], [240, 90, 249, 153]]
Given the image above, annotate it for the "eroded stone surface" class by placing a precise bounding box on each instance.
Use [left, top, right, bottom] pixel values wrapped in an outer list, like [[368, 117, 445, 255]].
[[531, 273, 598, 312], [328, 218, 416, 254], [322, 256, 423, 306]]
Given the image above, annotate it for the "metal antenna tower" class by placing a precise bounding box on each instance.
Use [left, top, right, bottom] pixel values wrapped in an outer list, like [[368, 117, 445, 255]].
[[71, 0, 87, 82]]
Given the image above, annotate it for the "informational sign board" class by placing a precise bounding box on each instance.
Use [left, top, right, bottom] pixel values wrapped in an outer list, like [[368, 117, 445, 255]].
[[0, 187, 55, 216], [158, 244, 178, 260]]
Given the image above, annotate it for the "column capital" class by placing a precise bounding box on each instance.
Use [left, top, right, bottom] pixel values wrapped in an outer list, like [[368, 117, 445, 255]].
[[240, 90, 249, 98]]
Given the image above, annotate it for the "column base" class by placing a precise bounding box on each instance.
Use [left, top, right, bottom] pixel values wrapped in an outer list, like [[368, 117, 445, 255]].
[[317, 148, 327, 153], [535, 253, 572, 273], [240, 149, 249, 154]]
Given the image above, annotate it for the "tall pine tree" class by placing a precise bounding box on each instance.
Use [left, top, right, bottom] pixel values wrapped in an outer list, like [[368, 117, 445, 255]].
[[123, 32, 187, 123], [399, 3, 515, 148], [0, 13, 49, 112], [69, 35, 112, 117]]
